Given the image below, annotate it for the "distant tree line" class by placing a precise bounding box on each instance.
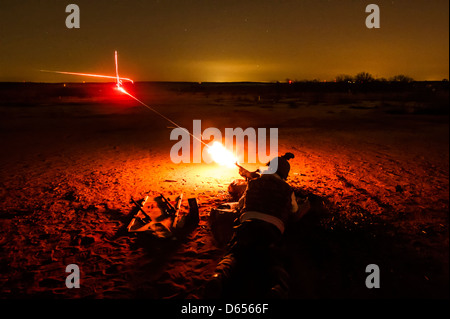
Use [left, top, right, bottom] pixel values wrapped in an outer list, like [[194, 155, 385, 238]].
[[283, 72, 431, 84], [335, 72, 415, 83]]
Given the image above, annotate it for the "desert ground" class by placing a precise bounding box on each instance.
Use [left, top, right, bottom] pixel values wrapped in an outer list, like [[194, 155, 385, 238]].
[[0, 81, 448, 299]]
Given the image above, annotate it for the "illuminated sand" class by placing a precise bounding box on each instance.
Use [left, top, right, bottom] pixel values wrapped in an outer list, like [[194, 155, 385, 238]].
[[0, 82, 448, 298]]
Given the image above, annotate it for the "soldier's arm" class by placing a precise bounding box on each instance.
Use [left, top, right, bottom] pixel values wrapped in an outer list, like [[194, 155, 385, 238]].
[[290, 192, 299, 213]]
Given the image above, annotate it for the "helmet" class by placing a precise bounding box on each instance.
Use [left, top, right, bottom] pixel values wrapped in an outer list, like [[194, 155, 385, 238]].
[[266, 152, 294, 180]]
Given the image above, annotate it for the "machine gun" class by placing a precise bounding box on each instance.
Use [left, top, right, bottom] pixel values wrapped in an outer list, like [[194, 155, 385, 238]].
[[235, 162, 261, 181]]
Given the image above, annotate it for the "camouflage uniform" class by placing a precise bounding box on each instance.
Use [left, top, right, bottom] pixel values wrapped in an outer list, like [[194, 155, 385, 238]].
[[208, 172, 299, 298]]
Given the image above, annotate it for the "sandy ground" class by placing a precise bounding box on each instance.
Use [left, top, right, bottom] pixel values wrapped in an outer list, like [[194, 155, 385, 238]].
[[0, 82, 448, 299]]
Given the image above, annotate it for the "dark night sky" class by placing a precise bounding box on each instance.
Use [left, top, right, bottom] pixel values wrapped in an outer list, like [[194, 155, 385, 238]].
[[0, 0, 448, 82]]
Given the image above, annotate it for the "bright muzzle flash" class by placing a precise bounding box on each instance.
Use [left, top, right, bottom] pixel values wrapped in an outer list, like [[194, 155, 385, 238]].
[[207, 141, 238, 168]]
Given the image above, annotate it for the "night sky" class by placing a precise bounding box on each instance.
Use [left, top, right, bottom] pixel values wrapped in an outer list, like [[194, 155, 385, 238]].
[[0, 0, 448, 82]]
